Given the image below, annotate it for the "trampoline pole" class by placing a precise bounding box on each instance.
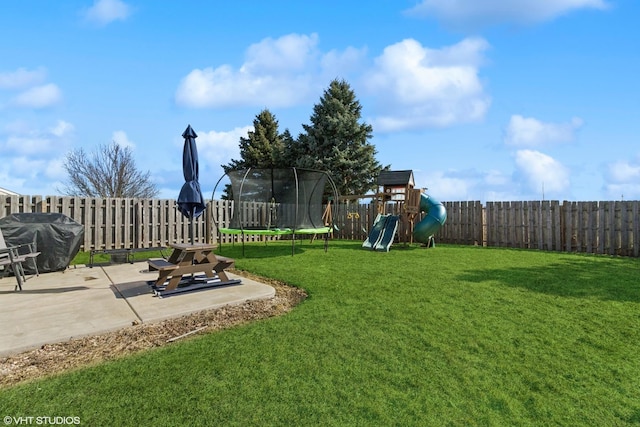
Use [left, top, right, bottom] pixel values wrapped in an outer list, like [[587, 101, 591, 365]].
[[292, 167, 299, 256]]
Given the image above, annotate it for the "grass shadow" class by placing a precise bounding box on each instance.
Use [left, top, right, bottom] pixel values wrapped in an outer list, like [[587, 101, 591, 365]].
[[216, 241, 311, 259], [456, 255, 640, 303]]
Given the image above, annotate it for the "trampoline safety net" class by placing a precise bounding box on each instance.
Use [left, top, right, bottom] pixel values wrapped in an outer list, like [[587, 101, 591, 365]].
[[226, 168, 333, 232]]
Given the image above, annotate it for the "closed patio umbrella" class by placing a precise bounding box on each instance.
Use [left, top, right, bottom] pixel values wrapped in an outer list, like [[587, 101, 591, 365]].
[[177, 124, 207, 245]]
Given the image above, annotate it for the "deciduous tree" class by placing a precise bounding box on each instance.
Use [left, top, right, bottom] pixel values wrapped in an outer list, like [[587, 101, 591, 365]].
[[62, 141, 158, 198]]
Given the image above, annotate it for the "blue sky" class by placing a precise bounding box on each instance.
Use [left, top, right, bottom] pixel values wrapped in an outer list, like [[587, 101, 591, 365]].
[[1, 0, 638, 202]]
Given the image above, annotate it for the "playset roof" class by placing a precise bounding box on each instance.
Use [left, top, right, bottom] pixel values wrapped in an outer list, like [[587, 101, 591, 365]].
[[377, 170, 414, 187]]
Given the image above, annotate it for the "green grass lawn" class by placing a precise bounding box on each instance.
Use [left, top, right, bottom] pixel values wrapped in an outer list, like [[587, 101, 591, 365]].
[[2, 240, 640, 426]]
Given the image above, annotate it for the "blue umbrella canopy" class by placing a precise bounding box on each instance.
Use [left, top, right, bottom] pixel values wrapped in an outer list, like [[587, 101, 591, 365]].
[[177, 125, 206, 220]]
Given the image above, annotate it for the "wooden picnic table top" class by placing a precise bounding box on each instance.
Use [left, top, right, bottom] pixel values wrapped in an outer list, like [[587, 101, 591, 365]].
[[168, 242, 217, 252]]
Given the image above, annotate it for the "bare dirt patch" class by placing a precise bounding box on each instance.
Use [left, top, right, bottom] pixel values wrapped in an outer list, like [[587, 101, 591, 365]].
[[0, 270, 306, 388]]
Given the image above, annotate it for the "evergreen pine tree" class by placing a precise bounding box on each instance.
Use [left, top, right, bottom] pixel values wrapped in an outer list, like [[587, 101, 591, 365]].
[[221, 109, 288, 199], [295, 79, 385, 196], [224, 109, 286, 172], [280, 128, 298, 166]]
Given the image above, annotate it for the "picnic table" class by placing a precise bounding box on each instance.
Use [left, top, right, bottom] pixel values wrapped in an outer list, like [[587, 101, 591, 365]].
[[147, 243, 240, 296]]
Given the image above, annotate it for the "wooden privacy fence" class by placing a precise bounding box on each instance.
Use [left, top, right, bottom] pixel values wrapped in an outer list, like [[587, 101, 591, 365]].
[[0, 196, 300, 251], [0, 195, 210, 251], [1, 195, 639, 257], [332, 200, 640, 256], [481, 200, 640, 256]]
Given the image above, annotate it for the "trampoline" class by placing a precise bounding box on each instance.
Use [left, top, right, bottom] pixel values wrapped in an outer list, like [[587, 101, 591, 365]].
[[212, 168, 339, 255]]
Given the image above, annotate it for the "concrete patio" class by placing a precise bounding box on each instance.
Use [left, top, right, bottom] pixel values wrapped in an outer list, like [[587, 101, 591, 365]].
[[0, 262, 275, 357]]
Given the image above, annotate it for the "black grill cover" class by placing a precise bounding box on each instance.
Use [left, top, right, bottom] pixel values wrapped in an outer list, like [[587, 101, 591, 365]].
[[0, 213, 84, 274]]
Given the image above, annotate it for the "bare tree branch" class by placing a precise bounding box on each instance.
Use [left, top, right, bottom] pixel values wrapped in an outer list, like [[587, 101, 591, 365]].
[[62, 141, 159, 198]]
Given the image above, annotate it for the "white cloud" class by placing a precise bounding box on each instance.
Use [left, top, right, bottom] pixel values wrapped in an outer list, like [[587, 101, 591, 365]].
[[112, 130, 135, 148], [604, 183, 640, 200], [606, 159, 640, 183], [1, 119, 74, 156], [321, 46, 368, 78], [0, 169, 26, 194], [0, 68, 62, 110], [44, 157, 67, 181], [363, 37, 490, 131], [5, 136, 52, 156], [504, 115, 583, 146], [175, 32, 489, 130], [11, 83, 62, 108], [484, 169, 510, 186], [0, 120, 75, 195], [50, 120, 74, 137], [480, 169, 532, 201], [0, 67, 46, 90], [515, 149, 570, 195], [416, 168, 524, 201], [83, 0, 132, 26], [416, 169, 495, 201], [0, 155, 66, 196], [415, 170, 472, 201], [405, 0, 609, 30], [196, 126, 252, 166], [2, 158, 43, 180], [241, 33, 320, 73], [175, 33, 366, 109], [2, 120, 32, 134], [604, 157, 640, 199], [175, 66, 314, 108]]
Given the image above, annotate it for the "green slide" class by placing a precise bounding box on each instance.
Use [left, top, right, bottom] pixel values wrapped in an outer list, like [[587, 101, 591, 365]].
[[362, 214, 399, 252], [413, 193, 447, 246]]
